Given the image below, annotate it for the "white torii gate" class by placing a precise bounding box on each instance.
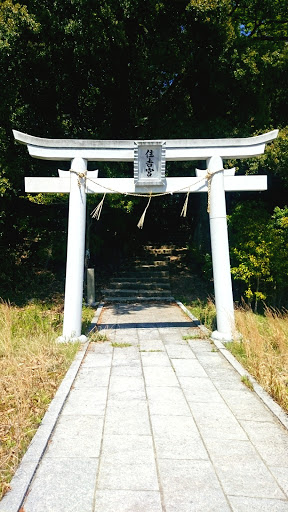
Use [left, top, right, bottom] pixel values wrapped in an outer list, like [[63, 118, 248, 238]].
[[13, 129, 278, 342]]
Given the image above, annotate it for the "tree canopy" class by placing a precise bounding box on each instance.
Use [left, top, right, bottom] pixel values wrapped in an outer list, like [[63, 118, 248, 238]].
[[0, 0, 287, 305]]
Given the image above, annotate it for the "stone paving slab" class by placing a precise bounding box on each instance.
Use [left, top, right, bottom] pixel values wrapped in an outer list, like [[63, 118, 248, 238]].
[[45, 415, 104, 458], [1, 301, 288, 512], [93, 490, 163, 512], [228, 496, 288, 512], [105, 399, 151, 435], [21, 458, 99, 512], [158, 459, 232, 512]]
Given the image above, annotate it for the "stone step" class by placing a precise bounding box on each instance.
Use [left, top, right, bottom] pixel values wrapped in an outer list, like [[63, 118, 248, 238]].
[[110, 276, 169, 282], [124, 261, 169, 269], [102, 243, 180, 303], [144, 250, 173, 255], [143, 247, 173, 253], [142, 249, 174, 256], [105, 296, 174, 302], [142, 246, 188, 256], [143, 244, 176, 250], [103, 289, 172, 298], [135, 254, 171, 261], [118, 270, 169, 278], [109, 281, 170, 290], [133, 260, 169, 265]]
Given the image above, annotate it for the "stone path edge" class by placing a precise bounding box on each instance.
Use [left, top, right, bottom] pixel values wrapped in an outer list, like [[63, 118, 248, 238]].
[[90, 301, 105, 326], [177, 300, 288, 432], [0, 312, 99, 512]]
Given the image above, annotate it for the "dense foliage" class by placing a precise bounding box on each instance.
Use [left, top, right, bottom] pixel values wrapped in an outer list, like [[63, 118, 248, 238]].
[[229, 202, 288, 310], [0, 0, 287, 306]]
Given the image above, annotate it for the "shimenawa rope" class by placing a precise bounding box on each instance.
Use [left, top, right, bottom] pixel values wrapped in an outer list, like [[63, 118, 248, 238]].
[[69, 167, 224, 226]]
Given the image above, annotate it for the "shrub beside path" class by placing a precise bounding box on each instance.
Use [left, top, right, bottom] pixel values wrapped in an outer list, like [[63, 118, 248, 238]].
[[1, 302, 288, 512]]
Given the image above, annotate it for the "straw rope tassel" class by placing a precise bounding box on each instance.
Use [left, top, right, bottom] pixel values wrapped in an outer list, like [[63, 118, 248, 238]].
[[137, 194, 152, 229], [180, 188, 190, 217], [206, 170, 212, 214], [91, 193, 106, 220]]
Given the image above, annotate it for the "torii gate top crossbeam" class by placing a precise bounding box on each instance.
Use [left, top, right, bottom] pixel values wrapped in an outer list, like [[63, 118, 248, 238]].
[[13, 130, 278, 161]]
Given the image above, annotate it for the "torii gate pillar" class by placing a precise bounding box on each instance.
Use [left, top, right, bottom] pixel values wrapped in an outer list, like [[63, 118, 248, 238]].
[[208, 156, 234, 341], [59, 158, 87, 342]]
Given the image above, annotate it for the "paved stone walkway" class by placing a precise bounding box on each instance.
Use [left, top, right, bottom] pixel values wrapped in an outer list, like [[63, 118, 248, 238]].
[[2, 302, 288, 511]]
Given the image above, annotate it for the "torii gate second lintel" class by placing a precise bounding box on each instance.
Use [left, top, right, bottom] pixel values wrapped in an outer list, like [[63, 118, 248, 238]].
[[13, 129, 279, 342]]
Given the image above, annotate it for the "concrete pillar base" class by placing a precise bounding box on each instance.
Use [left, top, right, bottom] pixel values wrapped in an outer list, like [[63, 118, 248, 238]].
[[56, 334, 88, 344], [211, 330, 233, 343]]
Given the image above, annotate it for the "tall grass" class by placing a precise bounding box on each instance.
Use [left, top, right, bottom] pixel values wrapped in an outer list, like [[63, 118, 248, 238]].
[[228, 307, 288, 413], [0, 301, 80, 499], [185, 298, 216, 332]]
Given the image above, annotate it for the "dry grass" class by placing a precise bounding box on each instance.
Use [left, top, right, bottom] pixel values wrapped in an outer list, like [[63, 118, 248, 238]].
[[0, 301, 80, 500], [228, 307, 288, 412]]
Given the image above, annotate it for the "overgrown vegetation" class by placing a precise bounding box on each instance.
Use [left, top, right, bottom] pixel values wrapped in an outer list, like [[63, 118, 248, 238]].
[[241, 375, 254, 391], [89, 330, 109, 343], [228, 307, 288, 413], [111, 342, 132, 348], [185, 298, 216, 333], [0, 301, 80, 500], [82, 306, 96, 333], [229, 202, 288, 311]]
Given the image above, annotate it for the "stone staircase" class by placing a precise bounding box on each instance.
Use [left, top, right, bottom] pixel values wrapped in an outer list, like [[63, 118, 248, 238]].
[[102, 245, 176, 302]]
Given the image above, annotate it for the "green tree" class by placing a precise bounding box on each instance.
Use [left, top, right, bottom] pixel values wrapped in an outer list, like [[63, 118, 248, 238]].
[[229, 201, 288, 310]]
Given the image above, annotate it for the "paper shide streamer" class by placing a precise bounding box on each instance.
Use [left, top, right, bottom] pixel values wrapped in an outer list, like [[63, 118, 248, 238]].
[[137, 194, 152, 229], [91, 193, 106, 220]]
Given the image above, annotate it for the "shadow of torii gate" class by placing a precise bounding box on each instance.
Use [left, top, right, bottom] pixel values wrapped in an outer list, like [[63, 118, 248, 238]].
[[13, 129, 278, 342]]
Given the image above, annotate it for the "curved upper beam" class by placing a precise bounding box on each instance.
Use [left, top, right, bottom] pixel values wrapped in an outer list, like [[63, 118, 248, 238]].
[[13, 129, 278, 148], [13, 129, 278, 161]]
